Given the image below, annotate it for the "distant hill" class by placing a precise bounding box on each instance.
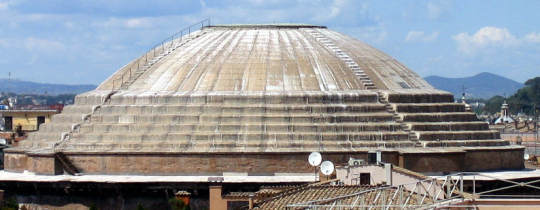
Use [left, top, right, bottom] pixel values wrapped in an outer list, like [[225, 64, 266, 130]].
[[424, 72, 523, 99], [0, 79, 96, 95]]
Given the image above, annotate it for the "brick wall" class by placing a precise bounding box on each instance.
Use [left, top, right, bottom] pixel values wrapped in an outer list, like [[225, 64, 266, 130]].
[[4, 148, 524, 175]]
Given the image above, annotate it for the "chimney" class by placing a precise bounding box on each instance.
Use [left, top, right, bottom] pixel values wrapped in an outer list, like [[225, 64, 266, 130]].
[[248, 193, 255, 209], [385, 163, 393, 186]]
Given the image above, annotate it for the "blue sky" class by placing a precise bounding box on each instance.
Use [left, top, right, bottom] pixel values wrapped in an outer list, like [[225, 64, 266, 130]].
[[0, 0, 538, 85]]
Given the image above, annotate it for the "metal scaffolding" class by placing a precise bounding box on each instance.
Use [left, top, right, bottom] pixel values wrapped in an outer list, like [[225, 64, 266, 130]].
[[286, 172, 540, 209]]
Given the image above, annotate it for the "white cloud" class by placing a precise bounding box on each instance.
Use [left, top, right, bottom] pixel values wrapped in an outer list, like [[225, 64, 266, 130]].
[[199, 0, 206, 8], [98, 17, 154, 29], [24, 38, 65, 52], [342, 26, 387, 44], [525, 32, 540, 43], [329, 0, 347, 19], [246, 0, 287, 5], [457, 27, 516, 46], [427, 2, 442, 19], [453, 27, 540, 55], [0, 1, 8, 10], [453, 26, 518, 54], [405, 30, 439, 42], [426, 0, 453, 20], [124, 18, 151, 28]]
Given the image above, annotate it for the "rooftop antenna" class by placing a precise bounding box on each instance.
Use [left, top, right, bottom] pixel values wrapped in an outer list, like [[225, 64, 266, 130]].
[[461, 85, 472, 112], [8, 72, 11, 80], [320, 160, 334, 180], [461, 85, 467, 103], [308, 152, 322, 181]]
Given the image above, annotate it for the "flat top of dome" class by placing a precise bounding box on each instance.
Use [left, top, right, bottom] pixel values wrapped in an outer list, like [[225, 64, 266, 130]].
[[206, 23, 327, 29]]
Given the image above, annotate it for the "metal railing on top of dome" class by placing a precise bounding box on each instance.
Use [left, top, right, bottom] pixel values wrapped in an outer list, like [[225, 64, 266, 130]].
[[111, 18, 211, 90]]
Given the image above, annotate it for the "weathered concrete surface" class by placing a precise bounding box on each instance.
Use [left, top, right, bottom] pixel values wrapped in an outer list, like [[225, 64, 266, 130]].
[[3, 152, 28, 173], [28, 154, 58, 175], [98, 25, 432, 92]]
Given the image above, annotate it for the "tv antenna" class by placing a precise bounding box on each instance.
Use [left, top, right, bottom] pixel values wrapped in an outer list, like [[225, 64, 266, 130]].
[[320, 160, 334, 176]]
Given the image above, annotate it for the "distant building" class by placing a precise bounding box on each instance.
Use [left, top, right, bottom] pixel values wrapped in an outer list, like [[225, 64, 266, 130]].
[[0, 105, 62, 132], [495, 100, 515, 124]]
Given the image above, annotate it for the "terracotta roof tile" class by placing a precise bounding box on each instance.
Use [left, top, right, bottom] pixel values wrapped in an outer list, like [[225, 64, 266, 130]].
[[254, 185, 371, 209], [254, 184, 433, 209]]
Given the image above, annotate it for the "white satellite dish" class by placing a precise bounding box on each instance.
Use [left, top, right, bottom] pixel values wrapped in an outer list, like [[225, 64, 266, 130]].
[[320, 161, 334, 176], [524, 153, 530, 160], [308, 152, 322, 167]]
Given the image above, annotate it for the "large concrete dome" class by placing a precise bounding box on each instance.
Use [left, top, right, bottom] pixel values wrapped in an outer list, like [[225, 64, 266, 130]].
[[5, 24, 522, 175], [98, 24, 432, 92]]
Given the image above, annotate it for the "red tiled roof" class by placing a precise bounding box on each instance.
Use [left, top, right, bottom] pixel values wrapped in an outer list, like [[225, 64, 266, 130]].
[[253, 180, 433, 209], [223, 192, 253, 199], [254, 185, 372, 209], [0, 132, 12, 139]]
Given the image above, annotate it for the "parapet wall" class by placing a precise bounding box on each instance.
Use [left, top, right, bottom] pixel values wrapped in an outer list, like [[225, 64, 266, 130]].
[[399, 147, 524, 173]]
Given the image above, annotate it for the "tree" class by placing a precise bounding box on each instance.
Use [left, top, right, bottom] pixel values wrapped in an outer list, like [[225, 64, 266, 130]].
[[508, 77, 540, 115], [483, 77, 540, 115], [484, 95, 505, 114], [169, 198, 190, 210], [1, 197, 18, 210]]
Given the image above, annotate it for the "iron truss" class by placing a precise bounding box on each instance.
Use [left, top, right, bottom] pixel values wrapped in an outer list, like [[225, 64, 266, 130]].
[[286, 172, 540, 209]]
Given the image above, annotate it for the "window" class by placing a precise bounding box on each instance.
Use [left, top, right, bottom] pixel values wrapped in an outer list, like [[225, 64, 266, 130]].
[[360, 173, 370, 185], [4, 117, 12, 131], [37, 116, 46, 130]]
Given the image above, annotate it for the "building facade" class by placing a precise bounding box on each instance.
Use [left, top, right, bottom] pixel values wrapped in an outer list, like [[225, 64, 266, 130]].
[[1, 110, 58, 132]]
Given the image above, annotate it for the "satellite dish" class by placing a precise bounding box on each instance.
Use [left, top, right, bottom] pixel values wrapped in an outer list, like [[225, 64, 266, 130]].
[[524, 153, 530, 160], [309, 152, 322, 166], [320, 161, 334, 176]]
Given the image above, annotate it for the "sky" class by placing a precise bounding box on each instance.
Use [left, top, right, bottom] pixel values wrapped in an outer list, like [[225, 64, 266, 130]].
[[0, 0, 538, 85]]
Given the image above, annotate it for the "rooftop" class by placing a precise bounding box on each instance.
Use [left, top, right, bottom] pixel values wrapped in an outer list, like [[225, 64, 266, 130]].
[[431, 169, 540, 181], [0, 170, 316, 183], [0, 109, 59, 113], [254, 184, 372, 209], [253, 183, 432, 209]]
